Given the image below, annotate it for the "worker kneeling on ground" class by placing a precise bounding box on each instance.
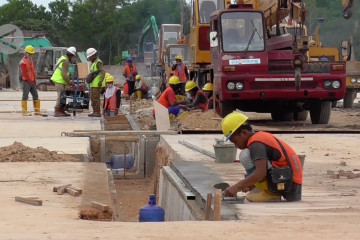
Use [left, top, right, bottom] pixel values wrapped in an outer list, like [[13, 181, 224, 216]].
[[154, 76, 187, 118], [50, 46, 76, 117], [103, 73, 121, 117], [19, 45, 41, 116], [184, 81, 208, 111], [202, 83, 220, 114], [134, 75, 149, 99], [222, 112, 303, 202]]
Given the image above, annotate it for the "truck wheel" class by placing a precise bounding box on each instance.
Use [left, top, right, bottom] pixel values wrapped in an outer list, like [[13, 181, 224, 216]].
[[310, 101, 331, 124], [293, 110, 308, 121], [343, 89, 356, 108], [220, 101, 234, 117]]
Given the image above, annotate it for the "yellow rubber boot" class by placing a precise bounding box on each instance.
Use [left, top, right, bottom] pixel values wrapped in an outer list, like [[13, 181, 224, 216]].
[[245, 187, 282, 202], [33, 100, 42, 115], [137, 91, 142, 99], [21, 100, 31, 116]]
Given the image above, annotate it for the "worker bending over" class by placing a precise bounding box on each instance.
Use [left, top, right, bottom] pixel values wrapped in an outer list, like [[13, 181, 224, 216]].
[[122, 58, 138, 96], [50, 46, 76, 117], [222, 112, 303, 202], [154, 76, 186, 118], [86, 48, 105, 117], [19, 45, 41, 116], [171, 55, 189, 95], [134, 75, 149, 99], [185, 81, 208, 111], [103, 73, 121, 117]]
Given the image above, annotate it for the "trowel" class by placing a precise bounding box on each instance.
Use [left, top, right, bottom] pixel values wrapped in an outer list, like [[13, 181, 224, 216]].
[[213, 182, 245, 203]]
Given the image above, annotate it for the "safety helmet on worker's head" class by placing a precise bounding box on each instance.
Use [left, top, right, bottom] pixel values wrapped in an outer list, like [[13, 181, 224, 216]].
[[221, 112, 248, 141], [169, 76, 180, 85], [86, 48, 97, 58], [67, 46, 77, 56], [175, 55, 183, 60], [202, 83, 213, 91], [127, 57, 133, 62], [185, 81, 197, 92], [24, 45, 35, 55], [105, 73, 114, 83], [135, 75, 141, 81]]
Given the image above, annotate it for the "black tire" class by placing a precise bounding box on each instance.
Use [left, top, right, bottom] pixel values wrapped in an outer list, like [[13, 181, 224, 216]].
[[220, 101, 234, 118], [310, 101, 331, 124], [294, 110, 308, 121], [343, 89, 356, 109]]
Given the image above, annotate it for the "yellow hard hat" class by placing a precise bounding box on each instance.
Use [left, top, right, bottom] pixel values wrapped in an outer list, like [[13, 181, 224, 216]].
[[169, 76, 180, 85], [221, 112, 248, 141], [185, 81, 197, 92], [105, 73, 114, 83], [135, 75, 141, 80], [202, 83, 213, 91], [24, 45, 35, 54], [175, 55, 182, 60]]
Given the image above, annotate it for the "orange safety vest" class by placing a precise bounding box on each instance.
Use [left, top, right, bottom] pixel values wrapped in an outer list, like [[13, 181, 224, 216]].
[[21, 57, 36, 82], [104, 86, 119, 110], [124, 65, 137, 80], [247, 131, 303, 185], [123, 82, 129, 95], [158, 87, 175, 108], [192, 90, 208, 111], [173, 63, 187, 82], [208, 96, 220, 114]]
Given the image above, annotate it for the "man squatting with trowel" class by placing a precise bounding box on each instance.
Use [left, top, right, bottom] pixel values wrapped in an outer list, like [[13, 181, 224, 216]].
[[221, 112, 303, 202]]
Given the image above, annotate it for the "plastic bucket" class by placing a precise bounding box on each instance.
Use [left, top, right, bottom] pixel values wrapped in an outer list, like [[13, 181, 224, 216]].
[[213, 141, 237, 163]]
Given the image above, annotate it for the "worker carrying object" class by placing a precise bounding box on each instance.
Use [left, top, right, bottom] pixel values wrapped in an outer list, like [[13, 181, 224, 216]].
[[50, 46, 77, 117], [19, 45, 41, 116], [86, 48, 105, 117], [122, 58, 138, 96], [153, 76, 187, 118], [184, 81, 208, 111], [202, 83, 220, 114], [221, 112, 303, 202], [103, 73, 121, 116], [134, 75, 149, 99], [171, 55, 189, 95]]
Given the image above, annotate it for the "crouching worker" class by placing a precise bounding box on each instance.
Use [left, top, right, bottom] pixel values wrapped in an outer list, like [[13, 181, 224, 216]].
[[202, 83, 220, 114], [185, 81, 208, 111], [134, 75, 149, 99], [103, 73, 121, 116], [154, 76, 186, 118], [222, 112, 303, 202]]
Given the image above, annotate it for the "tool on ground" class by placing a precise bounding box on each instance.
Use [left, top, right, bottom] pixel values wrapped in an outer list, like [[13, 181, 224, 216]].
[[178, 140, 215, 159]]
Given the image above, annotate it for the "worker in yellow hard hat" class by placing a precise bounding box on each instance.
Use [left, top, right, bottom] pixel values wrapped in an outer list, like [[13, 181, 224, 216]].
[[103, 73, 121, 116], [19, 45, 41, 116], [171, 55, 189, 95], [202, 83, 220, 114], [221, 112, 303, 202], [133, 75, 149, 99], [184, 81, 208, 111], [153, 76, 187, 118]]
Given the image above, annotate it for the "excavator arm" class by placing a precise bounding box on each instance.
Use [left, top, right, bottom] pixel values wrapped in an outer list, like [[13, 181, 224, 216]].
[[137, 15, 159, 58]]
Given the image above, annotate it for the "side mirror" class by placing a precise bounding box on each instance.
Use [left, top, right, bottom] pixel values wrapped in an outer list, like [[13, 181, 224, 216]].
[[210, 31, 218, 47]]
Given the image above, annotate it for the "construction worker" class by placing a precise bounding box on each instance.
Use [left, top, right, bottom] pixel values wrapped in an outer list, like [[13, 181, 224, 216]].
[[221, 112, 303, 202], [50, 46, 76, 117], [19, 45, 41, 116], [185, 81, 208, 111], [171, 55, 189, 95], [134, 75, 149, 99], [154, 76, 186, 118], [86, 48, 105, 117], [103, 73, 121, 117], [122, 57, 138, 97]]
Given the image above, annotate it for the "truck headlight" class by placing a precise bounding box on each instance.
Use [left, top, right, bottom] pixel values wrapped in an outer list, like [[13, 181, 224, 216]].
[[227, 82, 235, 90], [236, 82, 244, 90], [332, 81, 340, 89], [324, 81, 331, 88], [351, 78, 357, 83]]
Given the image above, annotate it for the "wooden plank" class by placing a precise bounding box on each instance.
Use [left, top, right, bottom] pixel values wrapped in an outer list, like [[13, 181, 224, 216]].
[[213, 189, 222, 221], [57, 187, 66, 195], [91, 201, 109, 212], [67, 186, 82, 194], [53, 184, 71, 192], [15, 196, 42, 206], [205, 193, 212, 220], [65, 187, 80, 196]]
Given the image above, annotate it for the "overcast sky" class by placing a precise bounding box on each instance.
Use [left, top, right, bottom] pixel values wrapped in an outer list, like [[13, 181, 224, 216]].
[[0, 0, 53, 9]]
